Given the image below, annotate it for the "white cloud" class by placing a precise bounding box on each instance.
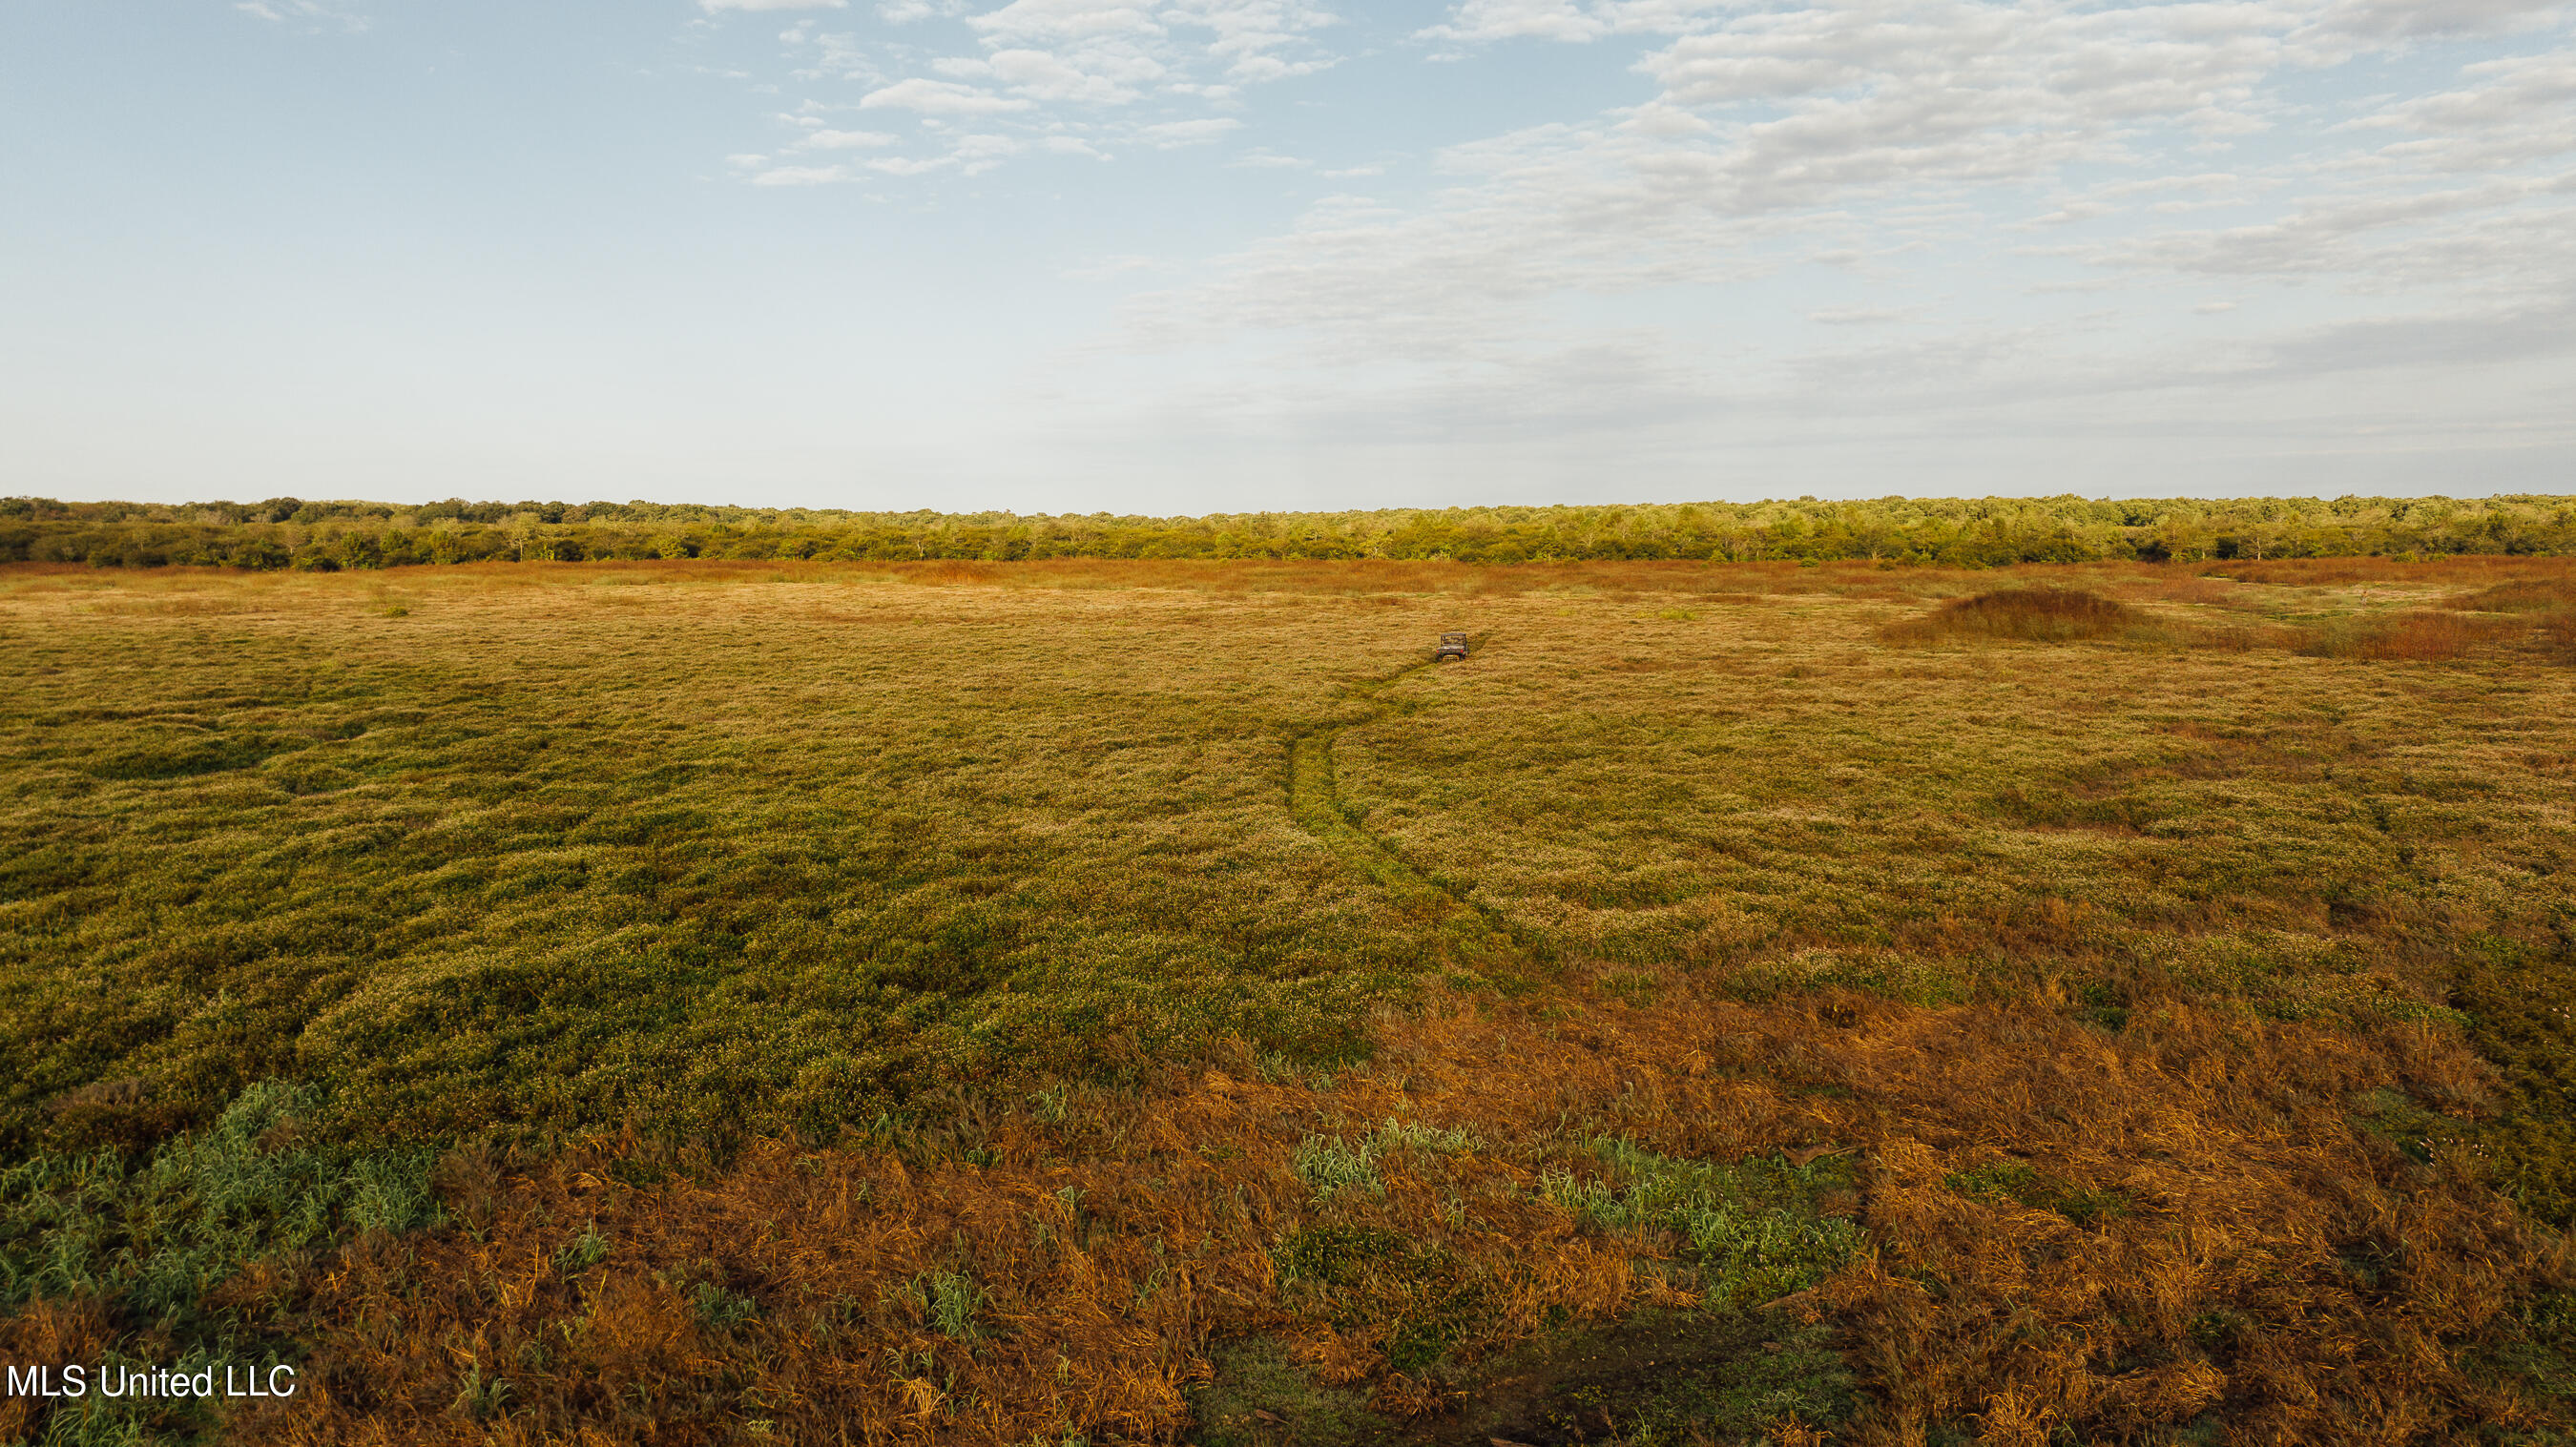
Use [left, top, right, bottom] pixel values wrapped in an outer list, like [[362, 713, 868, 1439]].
[[1420, 0, 1732, 44], [989, 46, 1158, 101], [1136, 116, 1242, 146], [800, 128, 902, 148], [233, 0, 366, 30], [966, 0, 1166, 46], [1050, 0, 2576, 466], [951, 132, 1026, 172], [750, 163, 857, 184], [858, 76, 1035, 112], [745, 0, 1337, 179], [700, 0, 2575, 494]]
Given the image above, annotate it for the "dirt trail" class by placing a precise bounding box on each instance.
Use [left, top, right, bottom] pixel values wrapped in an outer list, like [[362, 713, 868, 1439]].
[[1283, 641, 1533, 968]]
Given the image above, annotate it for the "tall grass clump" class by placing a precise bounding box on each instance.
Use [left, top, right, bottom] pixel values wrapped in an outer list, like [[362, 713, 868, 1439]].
[[1880, 587, 2159, 646]]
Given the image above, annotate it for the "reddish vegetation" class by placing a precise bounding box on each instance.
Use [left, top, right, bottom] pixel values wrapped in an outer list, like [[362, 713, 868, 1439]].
[[2210, 556, 2576, 589], [129, 982, 2566, 1447], [2443, 578, 2576, 614], [2296, 610, 2526, 661]]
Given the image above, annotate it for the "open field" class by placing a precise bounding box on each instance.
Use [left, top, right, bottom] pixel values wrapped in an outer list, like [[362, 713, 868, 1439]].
[[4, 556, 2575, 1445]]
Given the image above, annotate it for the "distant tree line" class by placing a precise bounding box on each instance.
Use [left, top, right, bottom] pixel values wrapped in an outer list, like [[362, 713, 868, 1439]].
[[2, 493, 2571, 571]]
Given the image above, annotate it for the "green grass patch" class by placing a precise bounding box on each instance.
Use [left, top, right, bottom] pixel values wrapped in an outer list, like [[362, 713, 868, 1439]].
[[1542, 1139, 1862, 1309]]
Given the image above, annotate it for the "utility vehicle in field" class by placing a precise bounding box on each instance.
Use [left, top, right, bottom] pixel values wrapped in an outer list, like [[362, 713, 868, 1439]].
[[1436, 632, 1470, 661]]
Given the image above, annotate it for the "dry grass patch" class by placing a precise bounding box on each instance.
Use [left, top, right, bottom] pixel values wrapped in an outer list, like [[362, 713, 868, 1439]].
[[54, 983, 2560, 1447]]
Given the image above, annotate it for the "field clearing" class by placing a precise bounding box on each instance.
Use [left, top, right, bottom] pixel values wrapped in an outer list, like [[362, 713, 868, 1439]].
[[4, 557, 2575, 1445]]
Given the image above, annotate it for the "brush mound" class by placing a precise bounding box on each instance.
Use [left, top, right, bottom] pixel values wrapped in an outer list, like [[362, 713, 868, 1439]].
[[1882, 587, 2152, 646]]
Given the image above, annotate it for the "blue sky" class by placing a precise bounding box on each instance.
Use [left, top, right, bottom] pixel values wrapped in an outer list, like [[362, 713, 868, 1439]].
[[3, 0, 2569, 513]]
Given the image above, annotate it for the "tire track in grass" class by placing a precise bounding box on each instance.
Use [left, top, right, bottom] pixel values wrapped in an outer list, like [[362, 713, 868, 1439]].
[[1285, 640, 1535, 972]]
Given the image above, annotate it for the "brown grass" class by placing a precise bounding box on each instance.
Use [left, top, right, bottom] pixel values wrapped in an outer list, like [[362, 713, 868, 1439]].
[[2207, 556, 2576, 589], [180, 980, 2565, 1446], [2442, 578, 2576, 614], [2295, 610, 2526, 662]]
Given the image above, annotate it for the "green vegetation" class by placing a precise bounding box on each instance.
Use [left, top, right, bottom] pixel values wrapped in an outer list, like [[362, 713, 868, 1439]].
[[5, 491, 2573, 570], [0, 1083, 437, 1325], [1543, 1141, 1862, 1309], [0, 573, 1423, 1157]]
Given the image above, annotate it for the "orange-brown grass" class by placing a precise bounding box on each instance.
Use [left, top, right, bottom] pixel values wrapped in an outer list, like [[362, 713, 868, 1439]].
[[147, 981, 2560, 1447], [0, 1300, 114, 1443], [2295, 610, 2527, 661], [2443, 577, 2576, 614], [879, 557, 1864, 598], [1880, 588, 2159, 646]]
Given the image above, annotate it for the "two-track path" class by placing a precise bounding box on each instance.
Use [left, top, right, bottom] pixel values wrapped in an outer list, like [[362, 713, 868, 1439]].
[[1283, 639, 1536, 970]]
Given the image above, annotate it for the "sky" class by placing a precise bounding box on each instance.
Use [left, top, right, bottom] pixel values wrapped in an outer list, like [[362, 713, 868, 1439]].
[[1, 0, 2570, 514]]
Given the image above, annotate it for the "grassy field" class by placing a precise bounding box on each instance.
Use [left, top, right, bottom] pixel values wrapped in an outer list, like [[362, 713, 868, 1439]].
[[3, 556, 2573, 1445]]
